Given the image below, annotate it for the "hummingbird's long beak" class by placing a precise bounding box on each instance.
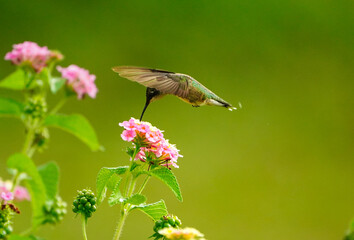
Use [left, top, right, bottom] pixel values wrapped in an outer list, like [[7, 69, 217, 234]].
[[140, 99, 150, 121]]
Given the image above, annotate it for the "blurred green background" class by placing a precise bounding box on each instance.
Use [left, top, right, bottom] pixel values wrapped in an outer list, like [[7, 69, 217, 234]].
[[0, 0, 353, 239]]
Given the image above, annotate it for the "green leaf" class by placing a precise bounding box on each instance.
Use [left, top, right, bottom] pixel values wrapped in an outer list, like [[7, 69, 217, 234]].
[[7, 153, 46, 227], [131, 200, 168, 221], [96, 166, 128, 205], [8, 235, 33, 240], [0, 68, 27, 90], [149, 168, 183, 202], [126, 194, 146, 205], [49, 77, 66, 93], [37, 67, 49, 84], [108, 178, 124, 206], [43, 114, 102, 151], [38, 162, 59, 200], [0, 97, 23, 118], [9, 235, 45, 240]]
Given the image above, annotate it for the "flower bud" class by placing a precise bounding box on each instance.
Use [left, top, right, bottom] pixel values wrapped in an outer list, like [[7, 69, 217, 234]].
[[150, 214, 182, 239], [0, 203, 20, 239], [42, 196, 67, 225], [24, 96, 47, 119], [72, 189, 97, 219]]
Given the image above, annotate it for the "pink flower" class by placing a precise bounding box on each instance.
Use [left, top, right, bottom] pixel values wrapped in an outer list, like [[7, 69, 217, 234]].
[[57, 64, 98, 99], [0, 178, 30, 202], [119, 118, 182, 168], [1, 192, 14, 202], [121, 130, 136, 142], [14, 186, 31, 201], [4, 41, 53, 72], [119, 118, 139, 131]]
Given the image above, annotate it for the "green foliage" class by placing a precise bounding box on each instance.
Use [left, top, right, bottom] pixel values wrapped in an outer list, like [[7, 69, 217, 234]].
[[43, 114, 101, 151], [148, 168, 183, 202], [96, 167, 128, 205], [107, 178, 123, 206], [0, 68, 29, 90], [8, 235, 32, 240], [38, 162, 59, 200], [0, 97, 23, 118], [7, 153, 47, 228], [131, 200, 168, 221], [8, 235, 44, 240], [126, 194, 146, 205], [344, 218, 354, 240], [49, 77, 66, 94]]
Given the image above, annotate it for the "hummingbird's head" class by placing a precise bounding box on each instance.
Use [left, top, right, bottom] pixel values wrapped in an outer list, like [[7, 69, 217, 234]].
[[146, 88, 162, 103]]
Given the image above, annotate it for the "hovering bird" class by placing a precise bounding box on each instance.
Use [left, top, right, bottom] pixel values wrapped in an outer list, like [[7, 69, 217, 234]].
[[112, 66, 237, 121]]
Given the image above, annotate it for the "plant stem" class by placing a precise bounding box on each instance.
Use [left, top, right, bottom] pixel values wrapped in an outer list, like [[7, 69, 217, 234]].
[[113, 145, 142, 240], [12, 123, 37, 192], [50, 97, 67, 115], [113, 207, 128, 240], [82, 215, 88, 240], [22, 127, 35, 156], [10, 171, 20, 192], [137, 175, 150, 194]]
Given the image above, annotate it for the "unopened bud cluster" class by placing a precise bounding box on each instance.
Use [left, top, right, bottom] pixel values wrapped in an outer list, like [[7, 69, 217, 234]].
[[72, 189, 96, 218], [42, 196, 67, 225], [151, 215, 182, 240], [24, 96, 47, 119], [0, 204, 20, 239]]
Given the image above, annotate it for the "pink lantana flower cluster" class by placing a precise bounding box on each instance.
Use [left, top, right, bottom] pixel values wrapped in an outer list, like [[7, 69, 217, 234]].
[[57, 64, 98, 99], [119, 118, 182, 168], [4, 41, 62, 72], [158, 227, 206, 240], [0, 178, 30, 202]]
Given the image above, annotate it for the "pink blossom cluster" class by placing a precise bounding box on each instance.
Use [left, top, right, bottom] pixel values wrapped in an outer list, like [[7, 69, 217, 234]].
[[4, 41, 62, 72], [119, 118, 182, 168], [158, 227, 205, 240], [0, 178, 30, 202], [57, 64, 98, 99]]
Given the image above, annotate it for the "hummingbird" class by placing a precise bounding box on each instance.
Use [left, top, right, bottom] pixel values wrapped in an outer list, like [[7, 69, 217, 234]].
[[112, 66, 237, 121]]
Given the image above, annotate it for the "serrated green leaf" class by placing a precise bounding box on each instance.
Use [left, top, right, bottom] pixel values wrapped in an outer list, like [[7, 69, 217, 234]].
[[43, 114, 102, 151], [0, 68, 27, 90], [108, 178, 124, 206], [7, 153, 46, 227], [126, 194, 146, 205], [38, 162, 59, 200], [50, 77, 66, 93], [96, 166, 128, 205], [149, 168, 183, 202], [131, 200, 168, 221], [0, 97, 23, 118], [107, 174, 121, 190]]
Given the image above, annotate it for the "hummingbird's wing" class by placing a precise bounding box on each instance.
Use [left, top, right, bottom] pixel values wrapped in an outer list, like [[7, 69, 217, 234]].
[[112, 66, 190, 98]]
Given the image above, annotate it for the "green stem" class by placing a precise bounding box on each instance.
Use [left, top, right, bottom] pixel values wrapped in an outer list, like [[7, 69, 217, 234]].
[[137, 175, 150, 194], [113, 206, 129, 240], [22, 127, 35, 156], [82, 215, 88, 240], [127, 177, 137, 197], [10, 172, 21, 192], [113, 145, 142, 240], [50, 97, 67, 115], [12, 123, 37, 192]]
